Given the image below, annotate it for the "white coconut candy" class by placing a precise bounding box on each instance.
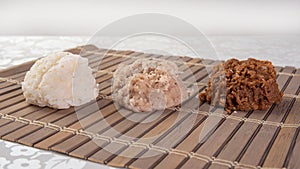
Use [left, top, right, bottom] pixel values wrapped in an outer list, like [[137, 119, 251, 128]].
[[22, 52, 99, 109]]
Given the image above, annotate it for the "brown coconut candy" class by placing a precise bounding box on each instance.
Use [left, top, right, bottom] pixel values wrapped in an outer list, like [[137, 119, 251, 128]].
[[199, 58, 283, 113]]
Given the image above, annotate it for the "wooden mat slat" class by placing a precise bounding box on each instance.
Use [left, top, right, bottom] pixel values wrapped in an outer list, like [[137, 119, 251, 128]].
[[82, 104, 124, 134], [52, 104, 99, 128], [154, 113, 206, 148], [255, 104, 296, 167], [109, 110, 206, 167], [22, 108, 57, 121], [0, 89, 23, 102], [0, 94, 25, 110], [98, 56, 134, 71], [175, 114, 223, 152], [92, 56, 124, 70], [76, 107, 125, 134], [100, 110, 156, 138], [181, 65, 206, 82], [69, 138, 108, 159], [0, 45, 299, 169], [5, 72, 27, 81], [91, 108, 134, 135], [284, 98, 300, 124], [51, 134, 91, 154], [286, 127, 300, 168], [49, 99, 106, 128], [128, 149, 167, 169], [133, 110, 189, 144], [210, 162, 232, 169], [0, 84, 21, 95], [282, 66, 297, 74], [89, 141, 128, 164], [9, 105, 43, 119], [0, 121, 27, 138], [275, 66, 283, 73], [195, 118, 241, 156], [89, 107, 172, 166], [117, 109, 175, 141], [152, 152, 187, 169], [18, 127, 58, 147], [35, 131, 74, 150], [263, 127, 297, 167], [37, 108, 76, 124], [0, 60, 35, 77], [239, 123, 278, 166], [0, 82, 15, 89], [127, 110, 184, 144], [2, 124, 43, 142], [0, 118, 13, 127], [284, 76, 300, 95], [68, 100, 113, 131], [107, 145, 147, 168], [177, 156, 209, 169], [218, 121, 260, 161]]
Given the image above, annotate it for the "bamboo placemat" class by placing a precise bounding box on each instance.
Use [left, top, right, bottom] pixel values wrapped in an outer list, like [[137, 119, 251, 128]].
[[0, 45, 299, 169]]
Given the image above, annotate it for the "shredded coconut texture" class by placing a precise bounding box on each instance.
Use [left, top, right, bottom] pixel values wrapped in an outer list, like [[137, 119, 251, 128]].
[[113, 58, 190, 112], [199, 58, 283, 113], [22, 52, 99, 109]]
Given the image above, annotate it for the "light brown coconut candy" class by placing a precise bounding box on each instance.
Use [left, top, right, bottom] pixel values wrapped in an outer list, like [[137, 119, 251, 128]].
[[112, 58, 190, 112]]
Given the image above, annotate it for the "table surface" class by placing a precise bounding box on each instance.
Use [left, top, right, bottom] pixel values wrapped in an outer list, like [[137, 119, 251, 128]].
[[0, 36, 299, 169]]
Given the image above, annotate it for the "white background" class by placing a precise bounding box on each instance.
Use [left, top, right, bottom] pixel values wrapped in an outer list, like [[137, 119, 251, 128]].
[[0, 0, 300, 36]]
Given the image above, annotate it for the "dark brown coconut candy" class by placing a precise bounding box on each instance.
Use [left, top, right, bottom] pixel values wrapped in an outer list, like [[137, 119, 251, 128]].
[[199, 58, 283, 113]]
